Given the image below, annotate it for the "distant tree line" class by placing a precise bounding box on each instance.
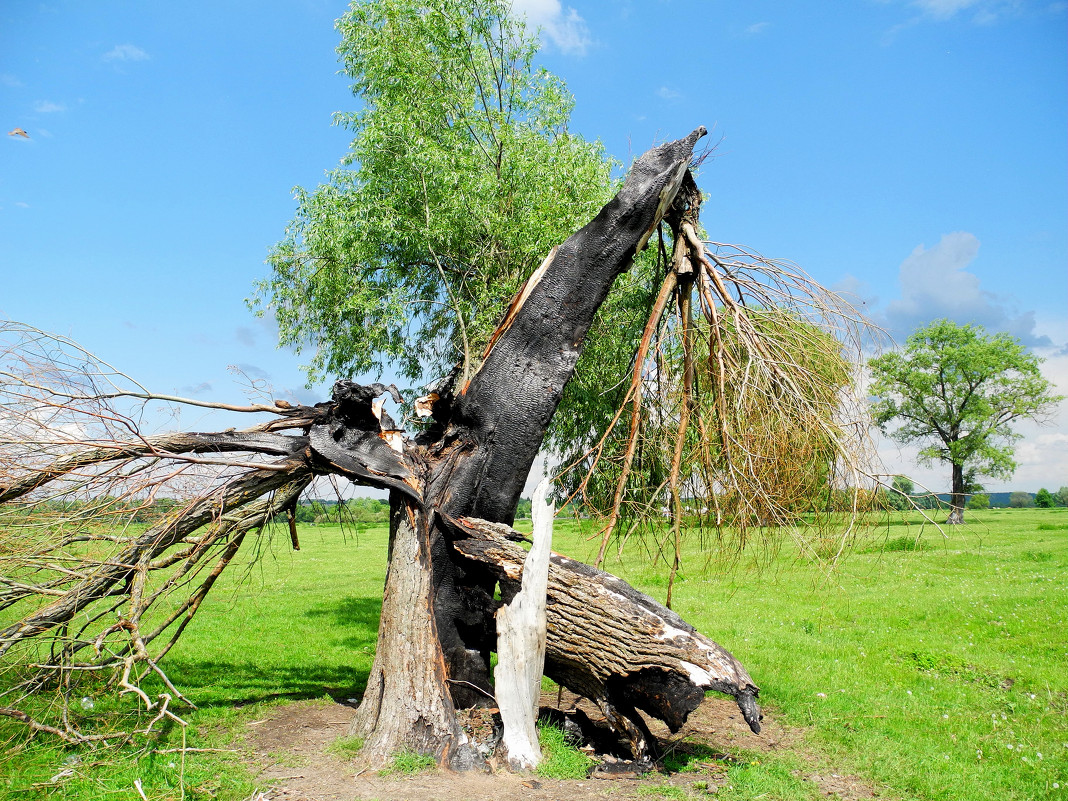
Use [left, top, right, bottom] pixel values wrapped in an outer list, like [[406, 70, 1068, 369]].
[[271, 497, 391, 526], [877, 480, 1068, 512]]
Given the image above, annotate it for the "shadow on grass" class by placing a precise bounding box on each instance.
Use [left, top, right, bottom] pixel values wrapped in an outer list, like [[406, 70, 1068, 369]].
[[160, 596, 384, 708], [160, 659, 371, 708], [660, 740, 740, 773], [304, 595, 382, 649]]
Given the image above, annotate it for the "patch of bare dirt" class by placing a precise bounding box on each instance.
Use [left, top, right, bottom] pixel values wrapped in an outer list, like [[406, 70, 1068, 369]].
[[242, 693, 886, 801]]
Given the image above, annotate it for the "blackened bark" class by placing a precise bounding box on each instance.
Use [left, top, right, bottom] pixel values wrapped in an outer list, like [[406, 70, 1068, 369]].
[[0, 129, 767, 765], [413, 127, 709, 718], [427, 126, 708, 524], [315, 128, 758, 767], [308, 381, 420, 502]]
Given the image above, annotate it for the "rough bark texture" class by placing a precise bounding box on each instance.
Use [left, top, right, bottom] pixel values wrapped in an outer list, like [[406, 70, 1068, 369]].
[[409, 127, 711, 724], [420, 125, 708, 525], [348, 497, 482, 768], [344, 127, 743, 767], [443, 514, 761, 760], [947, 462, 965, 524]]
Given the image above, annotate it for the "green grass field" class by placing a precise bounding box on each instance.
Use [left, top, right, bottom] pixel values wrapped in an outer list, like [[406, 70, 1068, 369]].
[[1, 508, 1064, 799]]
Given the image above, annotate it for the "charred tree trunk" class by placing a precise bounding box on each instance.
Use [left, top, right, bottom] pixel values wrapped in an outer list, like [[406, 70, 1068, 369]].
[[345, 127, 744, 767]]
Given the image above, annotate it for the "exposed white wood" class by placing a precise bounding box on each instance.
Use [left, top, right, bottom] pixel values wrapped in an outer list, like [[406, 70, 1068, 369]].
[[495, 479, 553, 770]]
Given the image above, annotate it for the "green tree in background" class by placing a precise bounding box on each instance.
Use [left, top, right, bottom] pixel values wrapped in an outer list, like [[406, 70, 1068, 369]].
[[251, 0, 616, 387], [869, 320, 1061, 525], [1055, 486, 1068, 507], [966, 493, 990, 510], [1034, 487, 1054, 508], [881, 475, 915, 511], [251, 0, 872, 567], [1009, 491, 1034, 508]]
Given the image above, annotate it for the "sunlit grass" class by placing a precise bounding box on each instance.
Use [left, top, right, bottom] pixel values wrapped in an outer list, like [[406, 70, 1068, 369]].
[[535, 722, 595, 779], [381, 747, 436, 775]]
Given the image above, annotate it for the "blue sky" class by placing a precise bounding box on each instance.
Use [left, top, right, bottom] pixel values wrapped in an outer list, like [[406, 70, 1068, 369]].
[[2, 0, 1066, 492]]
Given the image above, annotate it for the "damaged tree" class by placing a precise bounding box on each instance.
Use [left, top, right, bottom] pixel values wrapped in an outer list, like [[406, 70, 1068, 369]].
[[332, 127, 763, 766], [0, 128, 792, 767], [0, 100, 883, 765]]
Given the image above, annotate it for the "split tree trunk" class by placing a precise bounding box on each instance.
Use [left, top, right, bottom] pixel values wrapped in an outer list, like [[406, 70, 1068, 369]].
[[348, 494, 480, 768], [347, 128, 737, 767], [445, 514, 761, 759], [494, 481, 553, 770]]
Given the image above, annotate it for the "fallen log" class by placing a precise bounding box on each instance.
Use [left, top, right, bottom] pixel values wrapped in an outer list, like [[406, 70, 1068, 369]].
[[442, 514, 761, 760]]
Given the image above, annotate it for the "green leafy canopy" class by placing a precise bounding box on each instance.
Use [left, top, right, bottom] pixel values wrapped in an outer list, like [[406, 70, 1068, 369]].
[[868, 319, 1062, 488], [250, 0, 617, 387]]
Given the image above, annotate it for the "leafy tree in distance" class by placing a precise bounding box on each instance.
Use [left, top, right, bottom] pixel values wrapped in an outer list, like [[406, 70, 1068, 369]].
[[1055, 486, 1068, 507], [892, 475, 915, 495], [1034, 488, 1054, 508], [879, 474, 916, 511], [1009, 491, 1034, 508], [869, 320, 1062, 524], [966, 493, 990, 510]]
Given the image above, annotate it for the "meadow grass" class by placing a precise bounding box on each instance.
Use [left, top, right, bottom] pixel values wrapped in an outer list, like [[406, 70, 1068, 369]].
[[0, 508, 1064, 799], [380, 748, 437, 775]]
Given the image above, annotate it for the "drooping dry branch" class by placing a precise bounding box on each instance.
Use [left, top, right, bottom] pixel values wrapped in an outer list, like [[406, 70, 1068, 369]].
[[559, 181, 883, 573], [0, 464, 310, 653], [0, 324, 415, 742]]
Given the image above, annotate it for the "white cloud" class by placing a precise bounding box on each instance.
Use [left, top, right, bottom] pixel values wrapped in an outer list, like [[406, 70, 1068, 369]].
[[881, 232, 1051, 347], [510, 0, 592, 55], [745, 21, 770, 34], [14, 202, 29, 208], [656, 86, 682, 101], [32, 100, 65, 113], [102, 44, 150, 62], [0, 73, 23, 88], [280, 386, 325, 407], [882, 0, 1061, 42], [232, 363, 271, 381], [867, 239, 1066, 491], [896, 0, 1060, 25], [982, 349, 1068, 490]]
